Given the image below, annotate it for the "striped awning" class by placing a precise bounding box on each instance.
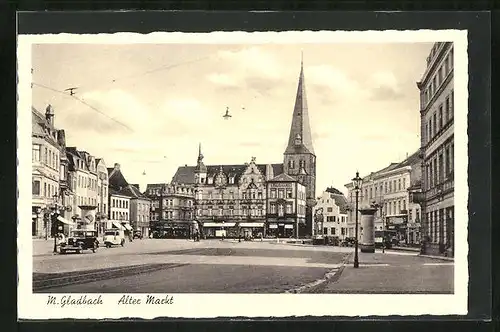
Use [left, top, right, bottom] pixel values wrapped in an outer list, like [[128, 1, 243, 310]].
[[239, 222, 264, 228], [57, 216, 75, 225], [203, 222, 236, 227], [112, 222, 125, 230], [122, 223, 133, 231]]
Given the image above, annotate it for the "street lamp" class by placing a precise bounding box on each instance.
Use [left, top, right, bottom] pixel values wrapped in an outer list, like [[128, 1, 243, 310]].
[[50, 193, 61, 253], [351, 171, 363, 268]]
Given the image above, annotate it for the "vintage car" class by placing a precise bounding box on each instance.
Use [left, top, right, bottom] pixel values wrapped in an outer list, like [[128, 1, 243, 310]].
[[103, 228, 126, 248], [133, 230, 143, 239], [60, 230, 99, 254]]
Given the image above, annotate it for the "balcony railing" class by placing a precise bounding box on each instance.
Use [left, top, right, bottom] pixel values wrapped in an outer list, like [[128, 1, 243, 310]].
[[425, 177, 454, 201]]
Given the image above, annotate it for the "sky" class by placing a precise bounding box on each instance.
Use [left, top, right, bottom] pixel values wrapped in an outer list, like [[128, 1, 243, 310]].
[[32, 40, 433, 195]]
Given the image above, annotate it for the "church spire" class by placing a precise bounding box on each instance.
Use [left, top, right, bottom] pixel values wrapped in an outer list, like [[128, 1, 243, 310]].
[[284, 55, 315, 155], [195, 143, 207, 173]]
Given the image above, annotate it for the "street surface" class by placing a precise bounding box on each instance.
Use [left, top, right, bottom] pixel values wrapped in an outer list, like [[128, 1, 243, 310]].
[[33, 239, 349, 293], [32, 239, 453, 294]]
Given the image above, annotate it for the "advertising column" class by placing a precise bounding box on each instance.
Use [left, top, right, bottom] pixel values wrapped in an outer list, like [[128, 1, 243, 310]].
[[79, 205, 97, 231], [359, 207, 377, 253]]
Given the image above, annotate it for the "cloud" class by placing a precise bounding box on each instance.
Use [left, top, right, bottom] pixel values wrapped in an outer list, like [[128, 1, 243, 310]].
[[207, 47, 290, 95], [307, 65, 369, 103], [367, 71, 406, 101], [217, 47, 283, 80], [206, 73, 238, 87]]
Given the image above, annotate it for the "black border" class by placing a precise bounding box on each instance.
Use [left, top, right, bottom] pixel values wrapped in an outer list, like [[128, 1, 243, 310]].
[[1, 8, 492, 330]]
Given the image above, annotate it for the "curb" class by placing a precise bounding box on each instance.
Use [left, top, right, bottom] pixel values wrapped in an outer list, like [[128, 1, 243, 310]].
[[285, 253, 352, 294], [419, 254, 454, 262]]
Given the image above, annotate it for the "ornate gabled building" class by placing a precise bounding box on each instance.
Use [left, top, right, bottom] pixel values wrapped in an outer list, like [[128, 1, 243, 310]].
[[32, 105, 67, 237], [145, 182, 194, 239], [171, 60, 317, 237]]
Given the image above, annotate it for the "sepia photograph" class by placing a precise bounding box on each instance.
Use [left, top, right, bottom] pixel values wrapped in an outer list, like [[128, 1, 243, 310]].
[[18, 30, 468, 318]]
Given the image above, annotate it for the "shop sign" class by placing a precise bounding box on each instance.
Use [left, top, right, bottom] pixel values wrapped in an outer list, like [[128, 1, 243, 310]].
[[269, 183, 293, 188]]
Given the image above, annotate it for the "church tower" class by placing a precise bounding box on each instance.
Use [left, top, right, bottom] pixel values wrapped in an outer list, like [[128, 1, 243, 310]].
[[194, 143, 207, 185], [283, 56, 316, 234]]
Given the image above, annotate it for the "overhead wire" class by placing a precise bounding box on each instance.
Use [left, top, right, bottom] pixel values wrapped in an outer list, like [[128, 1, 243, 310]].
[[32, 82, 134, 132], [69, 55, 213, 93], [32, 54, 215, 132]]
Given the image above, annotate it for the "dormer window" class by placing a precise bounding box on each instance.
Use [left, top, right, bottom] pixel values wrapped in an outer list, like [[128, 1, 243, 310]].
[[294, 133, 302, 145]]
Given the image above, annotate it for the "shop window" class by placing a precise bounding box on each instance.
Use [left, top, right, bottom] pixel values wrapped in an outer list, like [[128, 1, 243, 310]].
[[32, 180, 41, 195]]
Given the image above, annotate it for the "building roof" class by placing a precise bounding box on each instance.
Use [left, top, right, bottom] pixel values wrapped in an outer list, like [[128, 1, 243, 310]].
[[32, 107, 60, 147], [284, 59, 315, 155], [325, 187, 343, 195], [268, 173, 297, 182], [332, 194, 349, 214], [171, 163, 284, 185], [108, 165, 130, 191], [350, 149, 422, 184]]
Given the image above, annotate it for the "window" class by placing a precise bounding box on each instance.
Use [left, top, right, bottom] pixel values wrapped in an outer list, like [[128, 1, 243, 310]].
[[450, 90, 454, 119], [445, 147, 451, 176], [438, 154, 444, 183], [286, 189, 293, 199], [398, 179, 401, 191], [278, 190, 284, 199], [278, 204, 284, 216], [433, 113, 437, 136], [445, 97, 450, 122], [286, 204, 292, 214], [258, 191, 262, 199], [403, 200, 406, 211], [32, 144, 41, 162], [270, 204, 276, 214], [331, 228, 336, 235], [289, 160, 295, 169], [327, 207, 333, 212], [323, 227, 328, 235], [438, 105, 443, 129], [32, 180, 41, 195], [44, 183, 47, 197]]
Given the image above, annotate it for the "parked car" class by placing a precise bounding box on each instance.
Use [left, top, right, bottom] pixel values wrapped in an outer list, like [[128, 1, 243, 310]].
[[103, 229, 126, 248], [133, 230, 143, 239], [340, 237, 356, 247], [60, 230, 99, 254]]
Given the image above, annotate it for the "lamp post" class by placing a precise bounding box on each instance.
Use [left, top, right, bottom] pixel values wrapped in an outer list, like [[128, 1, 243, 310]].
[[50, 193, 61, 253], [351, 171, 363, 268], [72, 215, 79, 229]]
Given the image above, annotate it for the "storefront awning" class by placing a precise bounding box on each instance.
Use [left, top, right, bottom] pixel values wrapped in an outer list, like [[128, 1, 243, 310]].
[[122, 223, 133, 231], [239, 222, 265, 228], [57, 216, 75, 226], [112, 222, 125, 230], [203, 222, 236, 227]]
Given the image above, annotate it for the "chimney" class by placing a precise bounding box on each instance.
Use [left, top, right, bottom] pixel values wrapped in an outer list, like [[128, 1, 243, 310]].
[[57, 129, 66, 148], [45, 104, 54, 126], [114, 163, 120, 170]]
